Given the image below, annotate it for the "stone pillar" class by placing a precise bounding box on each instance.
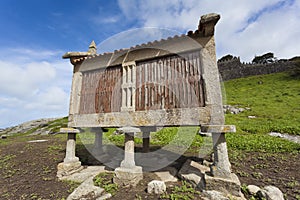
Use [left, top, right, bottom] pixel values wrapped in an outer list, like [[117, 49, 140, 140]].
[[57, 128, 83, 179], [121, 133, 136, 168], [142, 132, 150, 153], [201, 125, 242, 197], [201, 125, 235, 178], [91, 128, 103, 156], [64, 132, 79, 163], [114, 127, 143, 187], [211, 132, 231, 178]]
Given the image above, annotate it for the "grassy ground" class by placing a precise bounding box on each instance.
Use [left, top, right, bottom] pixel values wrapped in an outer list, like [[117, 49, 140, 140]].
[[223, 72, 300, 135]]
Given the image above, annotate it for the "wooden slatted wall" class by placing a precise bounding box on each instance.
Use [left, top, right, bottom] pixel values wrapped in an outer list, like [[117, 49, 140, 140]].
[[136, 51, 205, 111], [79, 66, 122, 114]]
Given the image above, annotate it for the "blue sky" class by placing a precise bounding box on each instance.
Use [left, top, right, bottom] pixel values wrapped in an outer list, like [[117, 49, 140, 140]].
[[0, 0, 299, 128]]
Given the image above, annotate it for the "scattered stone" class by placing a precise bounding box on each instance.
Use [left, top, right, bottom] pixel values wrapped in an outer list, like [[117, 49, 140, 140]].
[[27, 139, 48, 143], [67, 177, 104, 200], [113, 166, 143, 187], [96, 193, 112, 200], [223, 105, 250, 114], [203, 160, 212, 167], [205, 173, 242, 197], [203, 190, 229, 200], [0, 134, 8, 139], [248, 116, 256, 119], [147, 180, 166, 194], [257, 185, 284, 200], [178, 159, 209, 189], [247, 185, 261, 195], [269, 132, 300, 144], [154, 167, 178, 182]]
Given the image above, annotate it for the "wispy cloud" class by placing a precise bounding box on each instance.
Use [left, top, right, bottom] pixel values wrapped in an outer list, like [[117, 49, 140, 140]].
[[117, 0, 300, 61], [238, 0, 295, 33]]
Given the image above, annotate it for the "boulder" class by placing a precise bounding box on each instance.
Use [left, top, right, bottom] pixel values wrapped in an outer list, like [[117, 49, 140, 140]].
[[247, 185, 260, 195], [257, 185, 284, 200], [178, 159, 210, 189], [205, 173, 242, 197], [154, 167, 178, 182], [203, 190, 229, 200], [67, 177, 104, 200], [147, 180, 166, 194]]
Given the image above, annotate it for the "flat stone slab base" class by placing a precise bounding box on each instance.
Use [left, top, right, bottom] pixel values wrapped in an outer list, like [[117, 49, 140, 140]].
[[57, 161, 83, 179], [113, 166, 143, 187], [205, 173, 242, 197]]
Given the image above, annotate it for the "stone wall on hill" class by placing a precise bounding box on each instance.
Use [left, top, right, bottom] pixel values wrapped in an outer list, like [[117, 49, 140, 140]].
[[218, 57, 297, 81]]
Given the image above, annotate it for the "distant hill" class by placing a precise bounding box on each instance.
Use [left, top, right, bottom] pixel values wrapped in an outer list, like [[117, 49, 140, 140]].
[[0, 117, 68, 136]]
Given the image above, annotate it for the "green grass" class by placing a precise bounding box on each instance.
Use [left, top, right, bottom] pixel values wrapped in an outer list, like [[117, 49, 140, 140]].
[[223, 72, 300, 155], [223, 72, 300, 135], [160, 181, 201, 200], [93, 172, 118, 196]]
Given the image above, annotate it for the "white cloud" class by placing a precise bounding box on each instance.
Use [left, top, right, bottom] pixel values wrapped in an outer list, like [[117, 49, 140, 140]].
[[0, 48, 72, 128], [117, 0, 300, 61]]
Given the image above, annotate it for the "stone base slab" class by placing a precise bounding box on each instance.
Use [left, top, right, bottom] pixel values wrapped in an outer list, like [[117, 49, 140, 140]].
[[113, 166, 143, 187], [57, 161, 83, 179], [205, 173, 242, 197]]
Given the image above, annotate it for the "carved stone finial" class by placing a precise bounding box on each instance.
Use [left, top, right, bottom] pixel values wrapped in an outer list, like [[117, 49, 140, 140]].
[[88, 40, 97, 55], [198, 13, 220, 37]]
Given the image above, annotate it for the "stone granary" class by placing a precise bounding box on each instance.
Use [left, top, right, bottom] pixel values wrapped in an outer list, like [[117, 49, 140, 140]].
[[58, 13, 241, 195]]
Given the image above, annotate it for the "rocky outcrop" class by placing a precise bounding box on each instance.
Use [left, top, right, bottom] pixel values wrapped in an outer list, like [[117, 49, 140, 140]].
[[0, 117, 66, 136]]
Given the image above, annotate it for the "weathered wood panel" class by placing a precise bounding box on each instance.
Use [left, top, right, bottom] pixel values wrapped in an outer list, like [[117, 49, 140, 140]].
[[136, 51, 204, 111], [79, 66, 122, 114]]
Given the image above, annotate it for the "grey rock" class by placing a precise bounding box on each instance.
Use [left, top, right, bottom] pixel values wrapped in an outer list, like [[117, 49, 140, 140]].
[[147, 180, 166, 194], [247, 185, 261, 195], [248, 115, 256, 119], [67, 177, 104, 200], [96, 193, 112, 200], [223, 105, 249, 115], [1, 134, 8, 139], [269, 132, 300, 144], [205, 173, 241, 197], [178, 159, 209, 189], [203, 190, 229, 200], [257, 185, 284, 200], [154, 167, 178, 182]]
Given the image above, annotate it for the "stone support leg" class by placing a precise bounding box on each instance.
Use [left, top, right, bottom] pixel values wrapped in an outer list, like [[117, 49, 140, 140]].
[[92, 128, 103, 156], [114, 127, 143, 187], [64, 132, 80, 163], [211, 132, 231, 178], [57, 128, 83, 179], [142, 132, 150, 153], [121, 133, 136, 168]]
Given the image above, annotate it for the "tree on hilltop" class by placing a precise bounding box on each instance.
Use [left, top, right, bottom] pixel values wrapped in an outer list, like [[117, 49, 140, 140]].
[[218, 54, 236, 62], [252, 52, 277, 64]]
